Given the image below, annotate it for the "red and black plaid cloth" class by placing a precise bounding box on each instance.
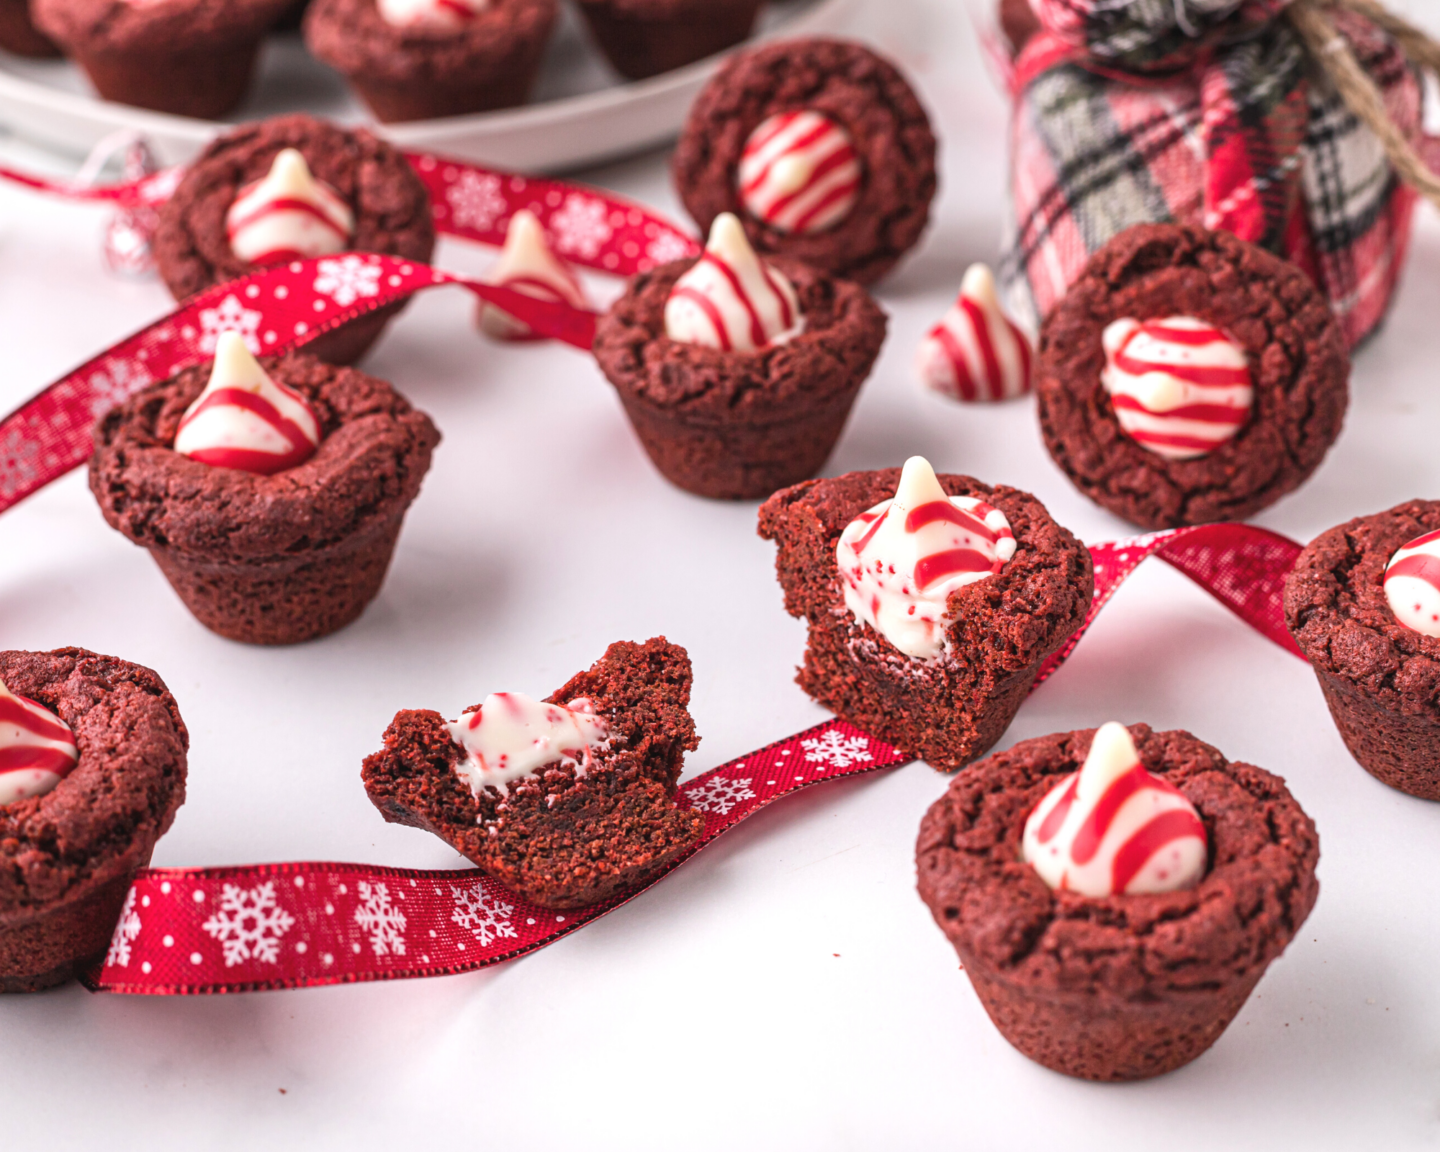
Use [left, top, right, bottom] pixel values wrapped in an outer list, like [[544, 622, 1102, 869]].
[[1001, 0, 1422, 349]]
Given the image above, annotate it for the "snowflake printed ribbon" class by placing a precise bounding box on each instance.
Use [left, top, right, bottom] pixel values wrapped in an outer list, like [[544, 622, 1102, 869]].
[[86, 718, 905, 993], [83, 520, 1308, 994], [0, 149, 700, 516]]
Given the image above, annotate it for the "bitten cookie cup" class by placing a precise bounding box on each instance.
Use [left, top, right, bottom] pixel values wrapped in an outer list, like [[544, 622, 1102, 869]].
[[574, 0, 762, 80], [153, 115, 437, 367], [89, 351, 440, 646], [361, 638, 704, 910], [0, 649, 188, 993], [0, 0, 59, 56], [1285, 500, 1440, 800], [32, 0, 289, 117], [303, 0, 558, 123], [673, 37, 937, 286], [1035, 223, 1349, 530], [757, 469, 1093, 769], [593, 256, 886, 500], [916, 725, 1319, 1081]]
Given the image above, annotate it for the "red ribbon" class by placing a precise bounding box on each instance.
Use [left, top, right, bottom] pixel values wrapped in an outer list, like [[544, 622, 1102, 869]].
[[80, 520, 1305, 994], [0, 147, 1311, 997], [0, 149, 702, 515]]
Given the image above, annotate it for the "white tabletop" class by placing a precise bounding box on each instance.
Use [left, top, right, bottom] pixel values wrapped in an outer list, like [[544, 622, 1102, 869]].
[[3, 1, 1440, 1148]]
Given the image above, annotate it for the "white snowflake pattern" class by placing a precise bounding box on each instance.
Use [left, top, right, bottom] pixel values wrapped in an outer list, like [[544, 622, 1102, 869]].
[[198, 294, 262, 354], [447, 171, 508, 233], [645, 230, 696, 267], [801, 730, 874, 769], [0, 426, 41, 499], [86, 356, 150, 419], [549, 194, 612, 260], [450, 884, 517, 948], [313, 255, 382, 308], [354, 880, 407, 957], [685, 775, 756, 815], [105, 887, 141, 968], [201, 881, 296, 967]]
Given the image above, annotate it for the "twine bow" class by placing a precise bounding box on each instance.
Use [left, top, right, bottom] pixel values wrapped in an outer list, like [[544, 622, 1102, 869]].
[[1287, 0, 1440, 213]]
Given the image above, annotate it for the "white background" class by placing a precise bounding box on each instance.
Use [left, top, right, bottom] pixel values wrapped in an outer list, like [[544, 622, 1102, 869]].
[[3, 1, 1440, 1148]]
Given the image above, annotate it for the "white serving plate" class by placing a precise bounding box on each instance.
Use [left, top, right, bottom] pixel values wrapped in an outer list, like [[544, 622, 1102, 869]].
[[0, 0, 854, 170]]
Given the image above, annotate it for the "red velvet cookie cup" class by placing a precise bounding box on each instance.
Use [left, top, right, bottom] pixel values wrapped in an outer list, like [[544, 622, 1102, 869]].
[[916, 724, 1319, 1080], [363, 638, 703, 909], [0, 0, 59, 56], [153, 115, 436, 367], [1, 649, 188, 993], [574, 0, 762, 80], [303, 0, 557, 123], [674, 37, 938, 285], [89, 351, 440, 646], [1035, 223, 1350, 530], [758, 469, 1093, 769], [1285, 499, 1440, 800], [32, 0, 290, 117], [593, 256, 886, 500]]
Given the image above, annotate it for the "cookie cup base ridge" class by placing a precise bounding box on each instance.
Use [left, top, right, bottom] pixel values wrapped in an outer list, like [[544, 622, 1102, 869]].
[[1314, 668, 1440, 800], [0, 865, 147, 993], [150, 510, 405, 646], [575, 0, 762, 80]]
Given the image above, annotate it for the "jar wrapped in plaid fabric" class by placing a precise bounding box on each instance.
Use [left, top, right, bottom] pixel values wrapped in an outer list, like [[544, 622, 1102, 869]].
[[1000, 0, 1423, 349]]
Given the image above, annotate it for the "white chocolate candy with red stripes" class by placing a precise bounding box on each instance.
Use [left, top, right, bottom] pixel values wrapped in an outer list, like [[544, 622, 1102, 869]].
[[226, 149, 355, 267], [916, 264, 1033, 403], [446, 692, 610, 797], [1384, 528, 1440, 638], [477, 210, 589, 341], [1022, 722, 1207, 897], [378, 0, 488, 29], [0, 677, 79, 805], [664, 213, 803, 352], [174, 332, 322, 475], [1101, 316, 1253, 460], [737, 110, 863, 236], [836, 456, 1016, 661]]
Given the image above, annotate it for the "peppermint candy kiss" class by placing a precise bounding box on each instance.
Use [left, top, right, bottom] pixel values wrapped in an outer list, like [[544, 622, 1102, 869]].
[[173, 332, 322, 475], [836, 456, 1016, 661], [1384, 528, 1440, 638], [664, 213, 803, 352], [737, 110, 863, 236], [1101, 316, 1253, 460], [446, 693, 610, 797], [226, 149, 356, 267], [0, 677, 79, 806], [377, 0, 488, 30], [477, 210, 589, 342], [917, 264, 1033, 403], [1022, 722, 1207, 898]]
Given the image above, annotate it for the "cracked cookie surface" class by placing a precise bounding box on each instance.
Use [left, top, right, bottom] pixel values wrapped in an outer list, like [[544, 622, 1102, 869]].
[[1035, 223, 1349, 529]]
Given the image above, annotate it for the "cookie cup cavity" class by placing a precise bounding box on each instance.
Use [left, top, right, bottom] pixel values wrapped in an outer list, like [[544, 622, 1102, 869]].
[[758, 469, 1093, 768], [575, 0, 762, 80], [0, 649, 188, 993], [153, 115, 436, 365], [303, 0, 557, 122], [916, 725, 1319, 1080], [593, 257, 886, 500], [1035, 224, 1349, 530], [32, 0, 288, 117], [1285, 499, 1440, 799], [88, 352, 440, 646]]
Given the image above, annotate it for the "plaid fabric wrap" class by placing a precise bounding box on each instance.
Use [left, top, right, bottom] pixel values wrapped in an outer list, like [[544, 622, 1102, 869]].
[[1003, 2, 1420, 349]]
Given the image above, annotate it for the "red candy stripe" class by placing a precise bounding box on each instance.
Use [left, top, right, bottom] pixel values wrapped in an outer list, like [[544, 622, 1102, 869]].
[[1110, 807, 1207, 894], [74, 521, 1312, 995]]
